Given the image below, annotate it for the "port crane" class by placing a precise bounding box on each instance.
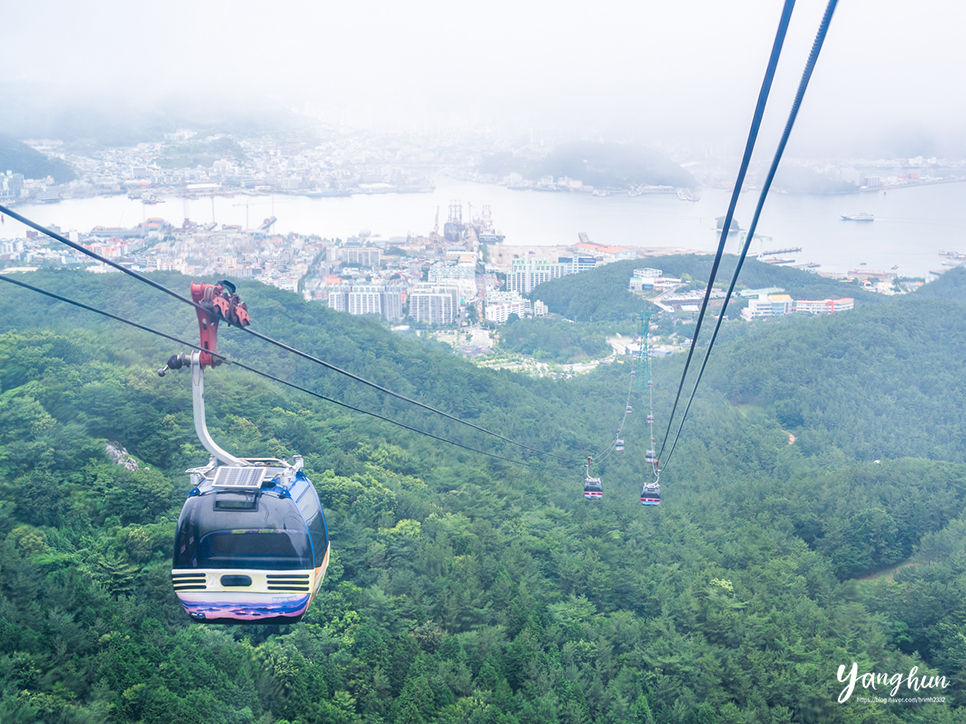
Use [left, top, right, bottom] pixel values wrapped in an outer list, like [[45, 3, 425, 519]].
[[232, 197, 276, 232]]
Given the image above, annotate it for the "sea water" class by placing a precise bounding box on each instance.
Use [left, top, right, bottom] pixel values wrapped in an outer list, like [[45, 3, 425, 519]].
[[8, 176, 966, 278]]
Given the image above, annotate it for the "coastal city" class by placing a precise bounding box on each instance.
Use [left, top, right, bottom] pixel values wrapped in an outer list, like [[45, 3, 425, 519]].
[[0, 194, 908, 368], [2, 126, 965, 205], [0, 125, 959, 370]]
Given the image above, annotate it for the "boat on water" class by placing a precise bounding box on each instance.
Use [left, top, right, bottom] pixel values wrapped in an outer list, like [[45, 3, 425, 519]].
[[841, 212, 874, 221]]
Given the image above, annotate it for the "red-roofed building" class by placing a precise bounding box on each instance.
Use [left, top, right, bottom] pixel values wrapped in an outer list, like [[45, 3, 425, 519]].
[[573, 241, 636, 262]]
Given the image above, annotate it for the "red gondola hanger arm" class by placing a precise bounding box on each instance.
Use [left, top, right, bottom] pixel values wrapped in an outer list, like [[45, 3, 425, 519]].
[[190, 280, 251, 369]]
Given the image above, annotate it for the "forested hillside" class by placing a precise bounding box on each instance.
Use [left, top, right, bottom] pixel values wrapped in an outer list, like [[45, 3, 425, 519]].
[[1, 269, 965, 723], [0, 136, 76, 183], [531, 255, 877, 322], [496, 318, 610, 363], [476, 143, 696, 189]]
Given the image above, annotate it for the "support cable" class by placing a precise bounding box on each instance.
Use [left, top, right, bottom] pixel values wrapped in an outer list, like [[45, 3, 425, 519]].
[[642, 315, 659, 481], [662, 0, 839, 470], [0, 274, 538, 468], [658, 0, 796, 461], [590, 365, 636, 466]]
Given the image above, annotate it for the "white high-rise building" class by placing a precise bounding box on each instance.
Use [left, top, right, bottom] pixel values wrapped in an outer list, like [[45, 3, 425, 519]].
[[348, 285, 383, 315], [485, 291, 531, 324], [410, 283, 459, 324], [327, 282, 404, 321], [382, 285, 404, 321], [327, 284, 351, 312], [505, 258, 566, 294], [344, 247, 381, 267]]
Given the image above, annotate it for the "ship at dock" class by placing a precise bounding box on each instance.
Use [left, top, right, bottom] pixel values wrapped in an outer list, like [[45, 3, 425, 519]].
[[305, 188, 351, 198]]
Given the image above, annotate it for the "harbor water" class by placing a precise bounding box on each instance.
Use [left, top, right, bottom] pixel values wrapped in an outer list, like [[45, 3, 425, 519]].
[[7, 176, 966, 278]]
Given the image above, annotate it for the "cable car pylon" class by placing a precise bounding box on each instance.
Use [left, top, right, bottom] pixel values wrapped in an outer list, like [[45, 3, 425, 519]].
[[638, 311, 661, 506], [635, 311, 652, 390]]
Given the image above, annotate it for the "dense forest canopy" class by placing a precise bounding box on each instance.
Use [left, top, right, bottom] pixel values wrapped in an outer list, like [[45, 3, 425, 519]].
[[0, 268, 965, 722], [497, 318, 610, 363]]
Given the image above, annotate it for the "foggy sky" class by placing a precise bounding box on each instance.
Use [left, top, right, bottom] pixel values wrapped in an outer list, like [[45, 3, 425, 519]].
[[2, 0, 964, 155]]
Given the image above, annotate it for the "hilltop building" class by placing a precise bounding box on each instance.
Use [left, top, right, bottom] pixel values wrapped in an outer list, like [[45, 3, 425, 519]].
[[796, 297, 854, 314], [741, 293, 793, 320], [629, 267, 664, 292], [558, 255, 597, 275], [741, 293, 854, 320]]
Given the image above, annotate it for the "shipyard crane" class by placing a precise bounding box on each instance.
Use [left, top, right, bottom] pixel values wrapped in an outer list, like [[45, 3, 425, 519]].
[[233, 197, 276, 231]]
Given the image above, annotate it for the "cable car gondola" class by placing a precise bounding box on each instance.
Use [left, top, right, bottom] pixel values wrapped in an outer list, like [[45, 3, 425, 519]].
[[584, 456, 603, 500], [172, 450, 329, 623], [625, 405, 633, 414], [615, 439, 624, 452], [645, 449, 657, 464], [640, 482, 661, 506], [163, 282, 330, 623]]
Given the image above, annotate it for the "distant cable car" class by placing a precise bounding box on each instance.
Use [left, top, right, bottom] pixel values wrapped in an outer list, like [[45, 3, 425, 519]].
[[646, 414, 654, 424], [631, 370, 636, 378], [645, 449, 657, 464], [162, 282, 330, 623], [584, 456, 603, 500], [640, 482, 661, 506], [615, 439, 624, 452], [626, 405, 633, 414]]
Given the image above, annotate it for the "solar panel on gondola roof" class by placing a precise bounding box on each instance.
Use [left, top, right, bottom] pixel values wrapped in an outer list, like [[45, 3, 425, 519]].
[[212, 466, 267, 490]]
